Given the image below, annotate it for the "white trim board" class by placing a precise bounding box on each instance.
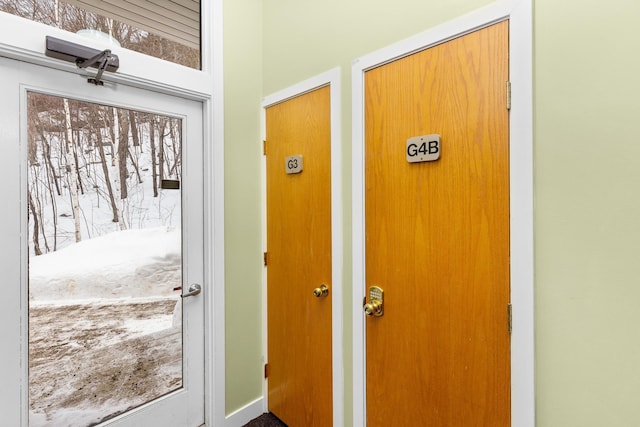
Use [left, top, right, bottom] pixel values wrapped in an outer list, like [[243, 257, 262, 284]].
[[224, 397, 265, 427], [208, 0, 227, 426], [351, 1, 534, 426], [261, 67, 344, 427]]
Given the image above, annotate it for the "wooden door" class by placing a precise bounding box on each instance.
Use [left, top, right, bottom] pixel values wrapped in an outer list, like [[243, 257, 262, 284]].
[[364, 22, 510, 426], [266, 86, 333, 426]]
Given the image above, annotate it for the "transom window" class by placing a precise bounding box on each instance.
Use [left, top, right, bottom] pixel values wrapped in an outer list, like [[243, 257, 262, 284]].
[[0, 0, 201, 69]]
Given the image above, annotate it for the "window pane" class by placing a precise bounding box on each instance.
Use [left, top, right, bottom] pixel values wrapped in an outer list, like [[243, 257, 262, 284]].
[[27, 92, 184, 426], [0, 0, 200, 69]]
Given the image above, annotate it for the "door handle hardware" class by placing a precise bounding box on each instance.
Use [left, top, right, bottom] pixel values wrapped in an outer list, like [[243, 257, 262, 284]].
[[313, 284, 329, 298], [181, 283, 202, 298], [363, 286, 384, 317]]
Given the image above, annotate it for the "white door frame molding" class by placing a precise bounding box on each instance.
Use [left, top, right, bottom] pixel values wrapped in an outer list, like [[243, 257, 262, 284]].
[[261, 67, 344, 427], [2, 56, 206, 427], [351, 1, 534, 426]]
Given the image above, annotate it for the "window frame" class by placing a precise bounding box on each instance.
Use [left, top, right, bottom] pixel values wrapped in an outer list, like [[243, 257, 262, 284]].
[[0, 5, 211, 98]]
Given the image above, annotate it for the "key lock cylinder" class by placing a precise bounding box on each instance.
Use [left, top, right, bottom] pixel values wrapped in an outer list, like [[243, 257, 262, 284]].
[[363, 286, 384, 317]]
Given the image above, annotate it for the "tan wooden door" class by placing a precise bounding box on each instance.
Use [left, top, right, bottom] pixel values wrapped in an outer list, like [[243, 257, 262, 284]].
[[266, 86, 333, 426], [364, 21, 511, 426]]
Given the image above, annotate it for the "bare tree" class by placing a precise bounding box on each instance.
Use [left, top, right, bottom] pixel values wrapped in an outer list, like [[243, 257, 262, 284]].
[[91, 106, 119, 223], [39, 133, 59, 252], [110, 107, 126, 229], [166, 119, 181, 179], [28, 190, 43, 256], [71, 104, 85, 195], [129, 110, 140, 147], [158, 118, 167, 183], [149, 115, 159, 197], [127, 147, 143, 184], [117, 110, 129, 199], [62, 98, 82, 243]]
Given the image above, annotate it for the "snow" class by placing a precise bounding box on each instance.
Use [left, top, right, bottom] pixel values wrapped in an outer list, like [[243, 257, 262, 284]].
[[28, 229, 184, 426], [29, 226, 182, 302]]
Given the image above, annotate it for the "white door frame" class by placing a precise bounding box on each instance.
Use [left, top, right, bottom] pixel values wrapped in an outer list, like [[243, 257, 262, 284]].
[[3, 56, 205, 426], [351, 1, 534, 426], [0, 2, 225, 425], [261, 67, 344, 427]]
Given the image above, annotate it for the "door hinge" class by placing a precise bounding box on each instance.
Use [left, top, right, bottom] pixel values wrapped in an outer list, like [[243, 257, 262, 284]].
[[263, 140, 267, 155], [506, 81, 512, 111], [507, 303, 513, 335], [263, 252, 268, 266], [264, 363, 269, 378]]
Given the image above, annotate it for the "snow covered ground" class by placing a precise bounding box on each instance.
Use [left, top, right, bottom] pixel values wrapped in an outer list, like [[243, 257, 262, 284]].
[[29, 226, 182, 302], [29, 227, 183, 427]]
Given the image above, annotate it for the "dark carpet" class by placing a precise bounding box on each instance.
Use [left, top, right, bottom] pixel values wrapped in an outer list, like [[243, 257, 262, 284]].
[[243, 412, 287, 427]]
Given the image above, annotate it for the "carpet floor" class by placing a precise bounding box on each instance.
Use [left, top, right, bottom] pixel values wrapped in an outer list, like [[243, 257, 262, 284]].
[[242, 412, 287, 427]]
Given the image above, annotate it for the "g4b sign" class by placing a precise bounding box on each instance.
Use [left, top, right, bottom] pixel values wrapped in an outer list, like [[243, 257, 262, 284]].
[[406, 134, 441, 163]]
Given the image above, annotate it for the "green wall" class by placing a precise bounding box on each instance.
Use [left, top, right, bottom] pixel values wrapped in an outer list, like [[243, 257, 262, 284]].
[[224, 0, 640, 425], [534, 0, 640, 425], [223, 0, 264, 414]]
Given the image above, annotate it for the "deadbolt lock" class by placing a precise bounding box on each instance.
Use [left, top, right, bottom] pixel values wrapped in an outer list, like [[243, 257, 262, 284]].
[[313, 284, 329, 298], [363, 286, 384, 317]]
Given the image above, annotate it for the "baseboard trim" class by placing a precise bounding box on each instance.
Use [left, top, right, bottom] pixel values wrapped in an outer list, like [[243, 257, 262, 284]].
[[225, 397, 265, 427]]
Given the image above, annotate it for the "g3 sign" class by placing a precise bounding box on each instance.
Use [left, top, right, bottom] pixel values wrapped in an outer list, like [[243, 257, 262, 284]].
[[406, 134, 441, 163], [285, 155, 303, 174]]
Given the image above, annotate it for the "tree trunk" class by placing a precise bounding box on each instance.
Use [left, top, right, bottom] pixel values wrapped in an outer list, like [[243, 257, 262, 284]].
[[117, 110, 129, 200], [128, 148, 143, 184], [127, 111, 142, 183], [95, 112, 120, 223], [169, 118, 182, 178], [31, 165, 53, 253], [150, 117, 159, 197], [129, 109, 140, 147], [45, 169, 56, 252], [73, 137, 85, 195], [110, 107, 126, 229], [54, 0, 59, 27], [158, 118, 166, 182], [107, 112, 116, 164], [37, 126, 62, 196], [62, 98, 82, 243], [28, 190, 43, 256], [37, 134, 58, 251]]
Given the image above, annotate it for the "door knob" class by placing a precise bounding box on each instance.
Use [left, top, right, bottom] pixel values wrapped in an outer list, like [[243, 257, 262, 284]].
[[313, 284, 329, 298], [181, 283, 202, 298], [363, 286, 384, 317]]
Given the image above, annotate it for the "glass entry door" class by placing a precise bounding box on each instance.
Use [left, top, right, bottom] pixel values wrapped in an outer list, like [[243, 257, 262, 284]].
[[1, 56, 205, 427]]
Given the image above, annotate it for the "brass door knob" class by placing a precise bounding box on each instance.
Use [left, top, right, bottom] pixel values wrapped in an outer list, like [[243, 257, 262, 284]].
[[363, 300, 383, 316], [313, 284, 329, 298], [363, 286, 384, 317]]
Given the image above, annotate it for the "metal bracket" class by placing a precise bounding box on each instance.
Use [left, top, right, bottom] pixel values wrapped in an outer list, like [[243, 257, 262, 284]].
[[45, 36, 120, 86], [76, 49, 113, 85]]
